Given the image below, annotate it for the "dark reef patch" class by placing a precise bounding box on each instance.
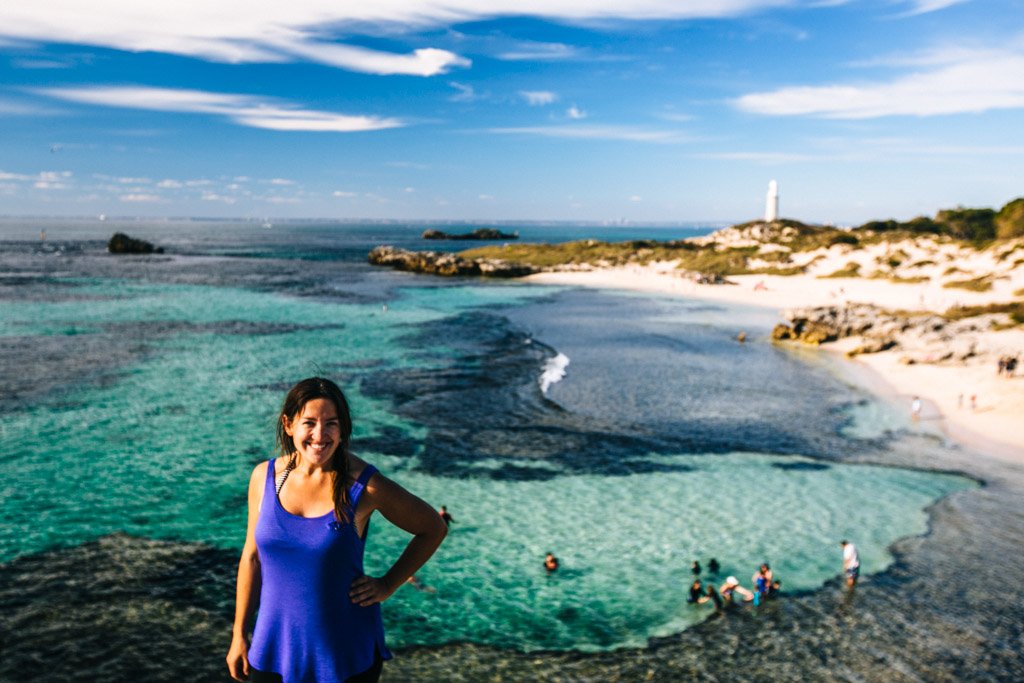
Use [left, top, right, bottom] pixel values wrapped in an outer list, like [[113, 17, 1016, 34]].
[[0, 534, 236, 683]]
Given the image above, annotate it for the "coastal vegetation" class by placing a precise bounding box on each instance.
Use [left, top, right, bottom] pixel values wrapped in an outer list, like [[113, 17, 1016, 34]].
[[944, 301, 1024, 325], [943, 275, 995, 292], [369, 198, 1024, 314]]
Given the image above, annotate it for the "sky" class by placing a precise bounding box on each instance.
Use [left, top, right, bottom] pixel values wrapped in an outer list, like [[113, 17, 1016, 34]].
[[1, 0, 1022, 225]]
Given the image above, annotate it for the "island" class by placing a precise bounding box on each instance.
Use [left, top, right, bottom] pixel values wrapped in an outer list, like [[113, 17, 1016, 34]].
[[108, 232, 164, 254], [422, 228, 519, 240]]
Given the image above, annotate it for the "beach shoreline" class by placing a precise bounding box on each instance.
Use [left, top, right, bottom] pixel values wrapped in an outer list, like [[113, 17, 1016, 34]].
[[526, 266, 1024, 461]]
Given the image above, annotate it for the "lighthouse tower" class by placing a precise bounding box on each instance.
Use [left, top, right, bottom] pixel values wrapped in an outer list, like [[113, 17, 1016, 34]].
[[765, 180, 779, 223]]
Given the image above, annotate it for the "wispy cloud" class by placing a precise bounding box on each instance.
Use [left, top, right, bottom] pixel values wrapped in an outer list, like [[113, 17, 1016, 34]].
[[498, 41, 580, 61], [35, 86, 405, 132], [487, 124, 688, 143], [120, 193, 162, 202], [0, 2, 856, 77], [735, 48, 1024, 118], [898, 0, 971, 16], [566, 105, 587, 120], [448, 82, 478, 102], [520, 90, 557, 106]]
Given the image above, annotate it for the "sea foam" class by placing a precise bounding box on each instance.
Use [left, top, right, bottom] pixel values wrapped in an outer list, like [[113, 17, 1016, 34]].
[[539, 352, 570, 394]]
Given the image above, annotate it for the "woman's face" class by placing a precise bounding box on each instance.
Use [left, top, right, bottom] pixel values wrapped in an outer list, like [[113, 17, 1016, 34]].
[[284, 398, 342, 467]]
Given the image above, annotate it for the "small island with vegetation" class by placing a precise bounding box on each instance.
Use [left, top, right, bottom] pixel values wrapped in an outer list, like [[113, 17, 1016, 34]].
[[422, 227, 519, 241], [108, 232, 164, 254]]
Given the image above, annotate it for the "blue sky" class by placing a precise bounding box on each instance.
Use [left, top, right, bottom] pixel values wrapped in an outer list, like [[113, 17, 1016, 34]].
[[1, 0, 1022, 224]]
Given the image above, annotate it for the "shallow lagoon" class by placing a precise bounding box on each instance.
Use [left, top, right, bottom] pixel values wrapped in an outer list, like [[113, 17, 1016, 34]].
[[0, 236, 974, 657]]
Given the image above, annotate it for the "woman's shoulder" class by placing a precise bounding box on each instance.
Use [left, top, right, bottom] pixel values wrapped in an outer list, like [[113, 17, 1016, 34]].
[[347, 453, 379, 483]]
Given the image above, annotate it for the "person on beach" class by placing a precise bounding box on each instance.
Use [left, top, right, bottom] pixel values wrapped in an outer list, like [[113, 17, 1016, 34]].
[[227, 377, 447, 683], [545, 552, 560, 572], [438, 505, 454, 527], [840, 539, 860, 587], [719, 576, 754, 605]]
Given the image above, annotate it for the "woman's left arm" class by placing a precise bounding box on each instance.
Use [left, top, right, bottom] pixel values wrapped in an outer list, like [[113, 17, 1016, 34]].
[[349, 473, 447, 607]]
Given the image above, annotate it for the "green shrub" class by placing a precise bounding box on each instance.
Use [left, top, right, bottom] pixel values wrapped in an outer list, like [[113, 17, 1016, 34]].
[[996, 198, 1024, 239], [935, 207, 996, 241], [819, 262, 861, 278], [829, 233, 859, 246], [943, 276, 993, 292], [944, 301, 1024, 325]]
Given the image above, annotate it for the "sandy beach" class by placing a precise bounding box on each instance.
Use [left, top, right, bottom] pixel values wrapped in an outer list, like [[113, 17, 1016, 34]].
[[527, 263, 1024, 460]]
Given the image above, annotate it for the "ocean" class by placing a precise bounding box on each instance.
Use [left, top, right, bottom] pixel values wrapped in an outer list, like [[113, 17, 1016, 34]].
[[0, 219, 1020, 681]]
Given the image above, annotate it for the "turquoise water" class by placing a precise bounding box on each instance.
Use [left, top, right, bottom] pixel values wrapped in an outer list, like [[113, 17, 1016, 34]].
[[0, 238, 975, 654]]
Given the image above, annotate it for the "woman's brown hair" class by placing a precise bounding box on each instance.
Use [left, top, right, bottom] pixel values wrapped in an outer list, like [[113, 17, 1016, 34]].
[[276, 377, 354, 524]]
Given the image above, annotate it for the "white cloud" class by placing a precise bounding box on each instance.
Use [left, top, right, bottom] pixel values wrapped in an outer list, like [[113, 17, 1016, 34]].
[[479, 194, 494, 200], [520, 90, 557, 106], [498, 41, 579, 61], [332, 190, 357, 197], [448, 82, 477, 102], [488, 124, 688, 143], [0, 2, 871, 77], [117, 176, 150, 184], [404, 187, 416, 193], [628, 195, 643, 202], [201, 192, 237, 204], [566, 105, 587, 119], [735, 49, 1024, 118], [899, 0, 970, 16], [36, 86, 405, 132], [120, 193, 162, 202], [157, 179, 183, 188], [269, 178, 294, 185]]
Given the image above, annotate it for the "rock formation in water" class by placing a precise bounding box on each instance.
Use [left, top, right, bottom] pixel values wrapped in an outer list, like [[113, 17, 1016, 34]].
[[368, 245, 537, 278], [422, 228, 519, 240], [108, 232, 164, 254]]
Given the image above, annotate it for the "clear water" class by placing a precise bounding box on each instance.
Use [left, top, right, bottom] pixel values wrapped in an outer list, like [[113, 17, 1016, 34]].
[[0, 220, 975, 656]]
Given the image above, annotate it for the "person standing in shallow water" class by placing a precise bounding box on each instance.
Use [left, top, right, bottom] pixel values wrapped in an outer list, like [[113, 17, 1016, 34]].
[[226, 378, 447, 683], [840, 539, 860, 588]]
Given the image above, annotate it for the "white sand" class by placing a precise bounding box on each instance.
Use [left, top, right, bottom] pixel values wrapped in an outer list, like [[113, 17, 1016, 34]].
[[526, 257, 1024, 461]]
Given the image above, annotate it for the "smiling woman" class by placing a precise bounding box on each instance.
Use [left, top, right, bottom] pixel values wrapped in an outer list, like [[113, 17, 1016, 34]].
[[226, 377, 447, 683]]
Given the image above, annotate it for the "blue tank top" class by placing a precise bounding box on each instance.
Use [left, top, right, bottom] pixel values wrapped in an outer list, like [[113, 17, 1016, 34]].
[[249, 459, 392, 682]]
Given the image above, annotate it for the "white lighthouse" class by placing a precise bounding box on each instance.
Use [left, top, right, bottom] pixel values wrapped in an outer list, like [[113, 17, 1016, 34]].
[[765, 180, 779, 223]]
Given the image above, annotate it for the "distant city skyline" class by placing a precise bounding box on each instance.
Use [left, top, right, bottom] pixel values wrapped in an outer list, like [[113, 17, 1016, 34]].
[[1, 1, 1022, 224]]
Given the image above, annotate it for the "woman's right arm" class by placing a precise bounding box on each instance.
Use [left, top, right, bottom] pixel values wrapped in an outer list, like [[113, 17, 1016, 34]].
[[226, 462, 266, 682]]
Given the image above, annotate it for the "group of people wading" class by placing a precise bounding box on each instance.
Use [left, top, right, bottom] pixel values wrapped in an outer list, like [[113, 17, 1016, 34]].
[[686, 559, 781, 612]]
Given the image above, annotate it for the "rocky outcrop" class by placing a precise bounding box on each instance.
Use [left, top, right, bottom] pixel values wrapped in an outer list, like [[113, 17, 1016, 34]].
[[422, 228, 519, 240], [108, 232, 163, 254], [368, 246, 538, 278], [772, 303, 1004, 363]]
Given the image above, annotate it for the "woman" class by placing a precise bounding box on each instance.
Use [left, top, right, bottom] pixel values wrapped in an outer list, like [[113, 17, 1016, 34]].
[[227, 378, 447, 682]]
